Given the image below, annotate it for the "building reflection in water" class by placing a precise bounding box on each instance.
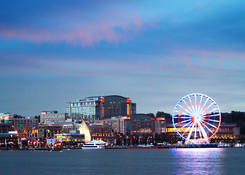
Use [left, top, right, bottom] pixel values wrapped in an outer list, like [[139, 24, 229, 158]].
[[170, 148, 225, 175]]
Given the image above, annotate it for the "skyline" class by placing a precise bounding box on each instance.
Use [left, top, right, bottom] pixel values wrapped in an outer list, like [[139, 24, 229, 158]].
[[1, 0, 245, 116]]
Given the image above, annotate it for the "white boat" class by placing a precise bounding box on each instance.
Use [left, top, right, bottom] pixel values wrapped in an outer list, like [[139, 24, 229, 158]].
[[137, 144, 154, 147], [218, 142, 231, 148], [82, 140, 106, 149], [234, 143, 243, 148]]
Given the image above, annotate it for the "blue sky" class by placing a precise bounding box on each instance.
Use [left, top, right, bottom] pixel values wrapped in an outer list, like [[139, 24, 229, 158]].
[[0, 0, 245, 116]]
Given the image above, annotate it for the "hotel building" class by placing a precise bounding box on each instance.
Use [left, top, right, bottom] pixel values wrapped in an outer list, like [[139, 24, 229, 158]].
[[66, 95, 136, 122]]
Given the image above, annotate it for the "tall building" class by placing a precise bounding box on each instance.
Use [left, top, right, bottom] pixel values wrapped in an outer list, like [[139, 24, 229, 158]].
[[66, 95, 136, 122]]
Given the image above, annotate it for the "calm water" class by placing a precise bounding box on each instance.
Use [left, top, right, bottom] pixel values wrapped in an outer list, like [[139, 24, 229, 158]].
[[0, 148, 245, 175]]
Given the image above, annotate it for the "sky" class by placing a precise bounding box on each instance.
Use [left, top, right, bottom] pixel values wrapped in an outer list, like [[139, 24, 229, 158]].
[[0, 0, 245, 116]]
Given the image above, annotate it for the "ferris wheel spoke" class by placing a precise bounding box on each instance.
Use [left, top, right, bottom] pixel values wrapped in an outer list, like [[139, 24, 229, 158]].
[[198, 124, 202, 138], [181, 98, 194, 114], [207, 119, 220, 122], [184, 103, 194, 115], [197, 95, 203, 113], [177, 120, 192, 129], [203, 124, 213, 135], [194, 125, 197, 139], [202, 114, 219, 119], [207, 113, 220, 117], [187, 122, 195, 140], [200, 107, 208, 116], [194, 94, 198, 113], [200, 97, 209, 115], [195, 95, 199, 114], [176, 104, 192, 116], [197, 121, 209, 141], [187, 95, 196, 114], [174, 116, 191, 119], [206, 122, 217, 129], [207, 101, 216, 110], [182, 122, 194, 137], [179, 119, 191, 124]]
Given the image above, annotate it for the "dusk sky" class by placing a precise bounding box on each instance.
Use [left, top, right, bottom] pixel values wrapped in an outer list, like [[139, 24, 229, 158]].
[[1, 0, 245, 116]]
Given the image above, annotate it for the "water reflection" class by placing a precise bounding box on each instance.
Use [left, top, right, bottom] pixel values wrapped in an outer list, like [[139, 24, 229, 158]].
[[171, 148, 224, 175]]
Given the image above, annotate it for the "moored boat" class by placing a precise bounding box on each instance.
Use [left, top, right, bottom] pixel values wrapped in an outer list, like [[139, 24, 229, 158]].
[[82, 140, 106, 149]]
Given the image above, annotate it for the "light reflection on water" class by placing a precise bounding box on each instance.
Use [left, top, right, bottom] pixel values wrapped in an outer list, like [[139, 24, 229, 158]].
[[170, 148, 224, 175], [2, 148, 245, 175]]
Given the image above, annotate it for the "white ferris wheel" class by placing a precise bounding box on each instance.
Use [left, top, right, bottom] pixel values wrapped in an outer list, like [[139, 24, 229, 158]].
[[172, 93, 221, 143]]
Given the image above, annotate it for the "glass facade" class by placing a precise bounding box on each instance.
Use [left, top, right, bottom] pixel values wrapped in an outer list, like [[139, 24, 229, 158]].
[[66, 95, 136, 122]]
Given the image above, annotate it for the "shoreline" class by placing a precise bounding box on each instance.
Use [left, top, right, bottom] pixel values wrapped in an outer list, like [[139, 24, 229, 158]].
[[1, 145, 244, 151]]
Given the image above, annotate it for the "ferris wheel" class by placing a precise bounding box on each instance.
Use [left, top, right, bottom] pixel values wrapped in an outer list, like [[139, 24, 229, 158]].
[[172, 93, 221, 143]]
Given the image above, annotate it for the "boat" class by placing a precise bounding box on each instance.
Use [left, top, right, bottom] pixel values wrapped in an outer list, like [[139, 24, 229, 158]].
[[217, 142, 231, 148], [82, 140, 106, 149]]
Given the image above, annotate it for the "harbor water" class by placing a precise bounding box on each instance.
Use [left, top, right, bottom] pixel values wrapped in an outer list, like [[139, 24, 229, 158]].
[[0, 148, 245, 175]]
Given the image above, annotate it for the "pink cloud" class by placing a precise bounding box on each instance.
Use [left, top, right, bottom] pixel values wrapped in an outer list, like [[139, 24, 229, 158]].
[[0, 11, 146, 46], [166, 44, 245, 69]]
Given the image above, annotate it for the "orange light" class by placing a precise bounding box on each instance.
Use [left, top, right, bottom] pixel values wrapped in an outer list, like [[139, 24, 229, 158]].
[[121, 116, 131, 120], [156, 117, 165, 121], [166, 127, 199, 133], [127, 104, 130, 115], [132, 128, 152, 133]]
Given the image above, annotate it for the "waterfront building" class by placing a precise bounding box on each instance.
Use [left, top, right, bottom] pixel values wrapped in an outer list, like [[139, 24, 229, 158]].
[[38, 121, 79, 140], [38, 123, 63, 139], [40, 111, 68, 123], [55, 132, 85, 147], [0, 121, 12, 133], [66, 95, 136, 122], [130, 114, 154, 135], [12, 118, 39, 139], [95, 116, 131, 135], [95, 114, 166, 136], [153, 117, 166, 134], [0, 133, 18, 149], [89, 123, 114, 143], [62, 122, 76, 133], [212, 123, 240, 141]]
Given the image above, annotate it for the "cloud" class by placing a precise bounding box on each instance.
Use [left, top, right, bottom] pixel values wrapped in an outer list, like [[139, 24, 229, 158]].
[[0, 2, 146, 46]]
